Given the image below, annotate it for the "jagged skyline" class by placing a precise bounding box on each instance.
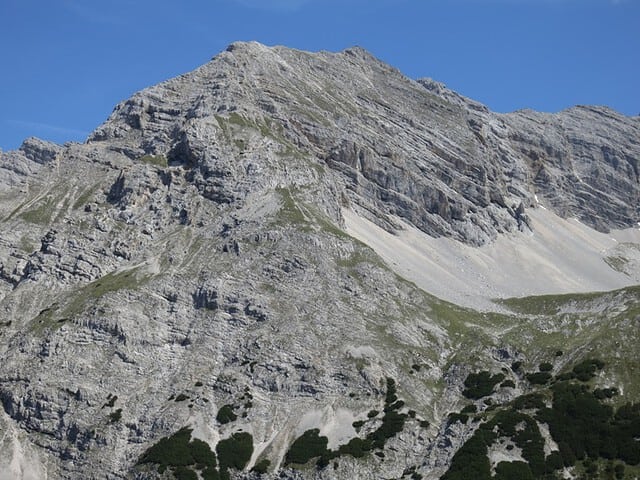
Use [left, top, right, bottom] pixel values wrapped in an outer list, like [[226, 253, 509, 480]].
[[1, 0, 638, 150]]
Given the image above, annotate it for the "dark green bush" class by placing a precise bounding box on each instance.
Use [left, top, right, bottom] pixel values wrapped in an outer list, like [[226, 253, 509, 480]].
[[174, 466, 198, 480], [352, 420, 365, 430], [109, 408, 122, 423], [461, 405, 477, 414], [367, 410, 379, 418], [139, 427, 195, 467], [338, 437, 372, 458], [201, 467, 220, 480], [216, 404, 237, 424], [572, 358, 605, 382], [217, 432, 253, 471], [594, 387, 619, 400], [494, 461, 535, 480], [251, 459, 270, 474], [175, 393, 189, 402], [539, 362, 553, 372], [285, 429, 329, 465], [526, 371, 552, 385], [138, 426, 221, 480], [368, 409, 406, 449], [501, 379, 516, 389], [103, 395, 117, 408], [463, 371, 505, 399], [448, 413, 469, 425], [545, 451, 564, 472], [441, 430, 492, 480], [190, 438, 217, 468]]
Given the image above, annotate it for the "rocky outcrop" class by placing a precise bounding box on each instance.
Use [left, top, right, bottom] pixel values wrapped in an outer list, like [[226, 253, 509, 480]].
[[87, 41, 639, 245]]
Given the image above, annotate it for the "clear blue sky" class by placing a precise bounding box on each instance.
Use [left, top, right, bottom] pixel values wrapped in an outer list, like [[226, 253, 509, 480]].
[[1, 0, 638, 150]]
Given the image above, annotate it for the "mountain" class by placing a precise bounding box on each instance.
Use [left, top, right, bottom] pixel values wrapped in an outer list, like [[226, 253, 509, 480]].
[[0, 41, 639, 480]]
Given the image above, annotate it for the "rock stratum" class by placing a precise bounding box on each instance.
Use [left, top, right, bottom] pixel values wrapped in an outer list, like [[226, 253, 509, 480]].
[[0, 42, 639, 479]]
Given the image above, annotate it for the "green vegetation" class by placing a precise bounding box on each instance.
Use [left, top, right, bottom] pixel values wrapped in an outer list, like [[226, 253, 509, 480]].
[[109, 408, 122, 423], [102, 394, 117, 408], [494, 461, 535, 480], [251, 459, 270, 474], [138, 427, 217, 478], [463, 371, 505, 399], [572, 358, 605, 382], [284, 377, 408, 470], [216, 404, 237, 424], [501, 380, 516, 389], [285, 429, 329, 466], [216, 432, 253, 479], [32, 267, 149, 332], [539, 362, 553, 372], [441, 358, 640, 480], [526, 371, 552, 385], [139, 154, 168, 168], [139, 428, 253, 480]]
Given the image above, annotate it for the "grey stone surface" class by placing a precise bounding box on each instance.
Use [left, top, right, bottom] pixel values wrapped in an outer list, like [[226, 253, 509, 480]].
[[0, 42, 638, 479]]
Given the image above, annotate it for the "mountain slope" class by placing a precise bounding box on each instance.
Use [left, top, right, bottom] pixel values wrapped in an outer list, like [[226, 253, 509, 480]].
[[0, 42, 639, 480]]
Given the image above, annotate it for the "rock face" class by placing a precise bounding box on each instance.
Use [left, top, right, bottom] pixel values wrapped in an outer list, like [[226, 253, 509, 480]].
[[0, 42, 638, 480]]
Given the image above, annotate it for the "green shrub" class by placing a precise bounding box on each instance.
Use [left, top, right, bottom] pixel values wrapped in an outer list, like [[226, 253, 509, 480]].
[[572, 358, 605, 382], [526, 371, 552, 385], [368, 409, 406, 449], [494, 461, 535, 480], [103, 395, 118, 408], [539, 362, 553, 372], [338, 437, 372, 458], [138, 427, 218, 476], [190, 438, 217, 468], [448, 413, 469, 424], [251, 459, 270, 474], [352, 420, 365, 430], [545, 451, 564, 472], [139, 427, 194, 467], [500, 380, 516, 389], [463, 371, 505, 399], [285, 429, 329, 465], [201, 467, 220, 480], [217, 432, 253, 471], [109, 408, 122, 423], [139, 154, 168, 168], [441, 430, 492, 480], [367, 410, 379, 418], [174, 466, 198, 480], [175, 393, 189, 402], [216, 404, 237, 424]]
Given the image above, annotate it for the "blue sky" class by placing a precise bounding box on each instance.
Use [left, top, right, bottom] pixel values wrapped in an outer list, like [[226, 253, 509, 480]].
[[1, 0, 638, 150]]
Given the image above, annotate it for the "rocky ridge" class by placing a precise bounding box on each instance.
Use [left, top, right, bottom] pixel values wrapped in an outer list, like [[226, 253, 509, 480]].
[[0, 42, 638, 480]]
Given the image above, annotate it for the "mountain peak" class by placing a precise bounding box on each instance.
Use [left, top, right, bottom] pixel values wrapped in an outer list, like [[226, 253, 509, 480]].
[[1, 42, 640, 480]]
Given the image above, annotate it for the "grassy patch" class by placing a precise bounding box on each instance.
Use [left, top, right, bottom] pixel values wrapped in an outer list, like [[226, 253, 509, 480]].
[[139, 154, 168, 168], [31, 267, 149, 331]]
